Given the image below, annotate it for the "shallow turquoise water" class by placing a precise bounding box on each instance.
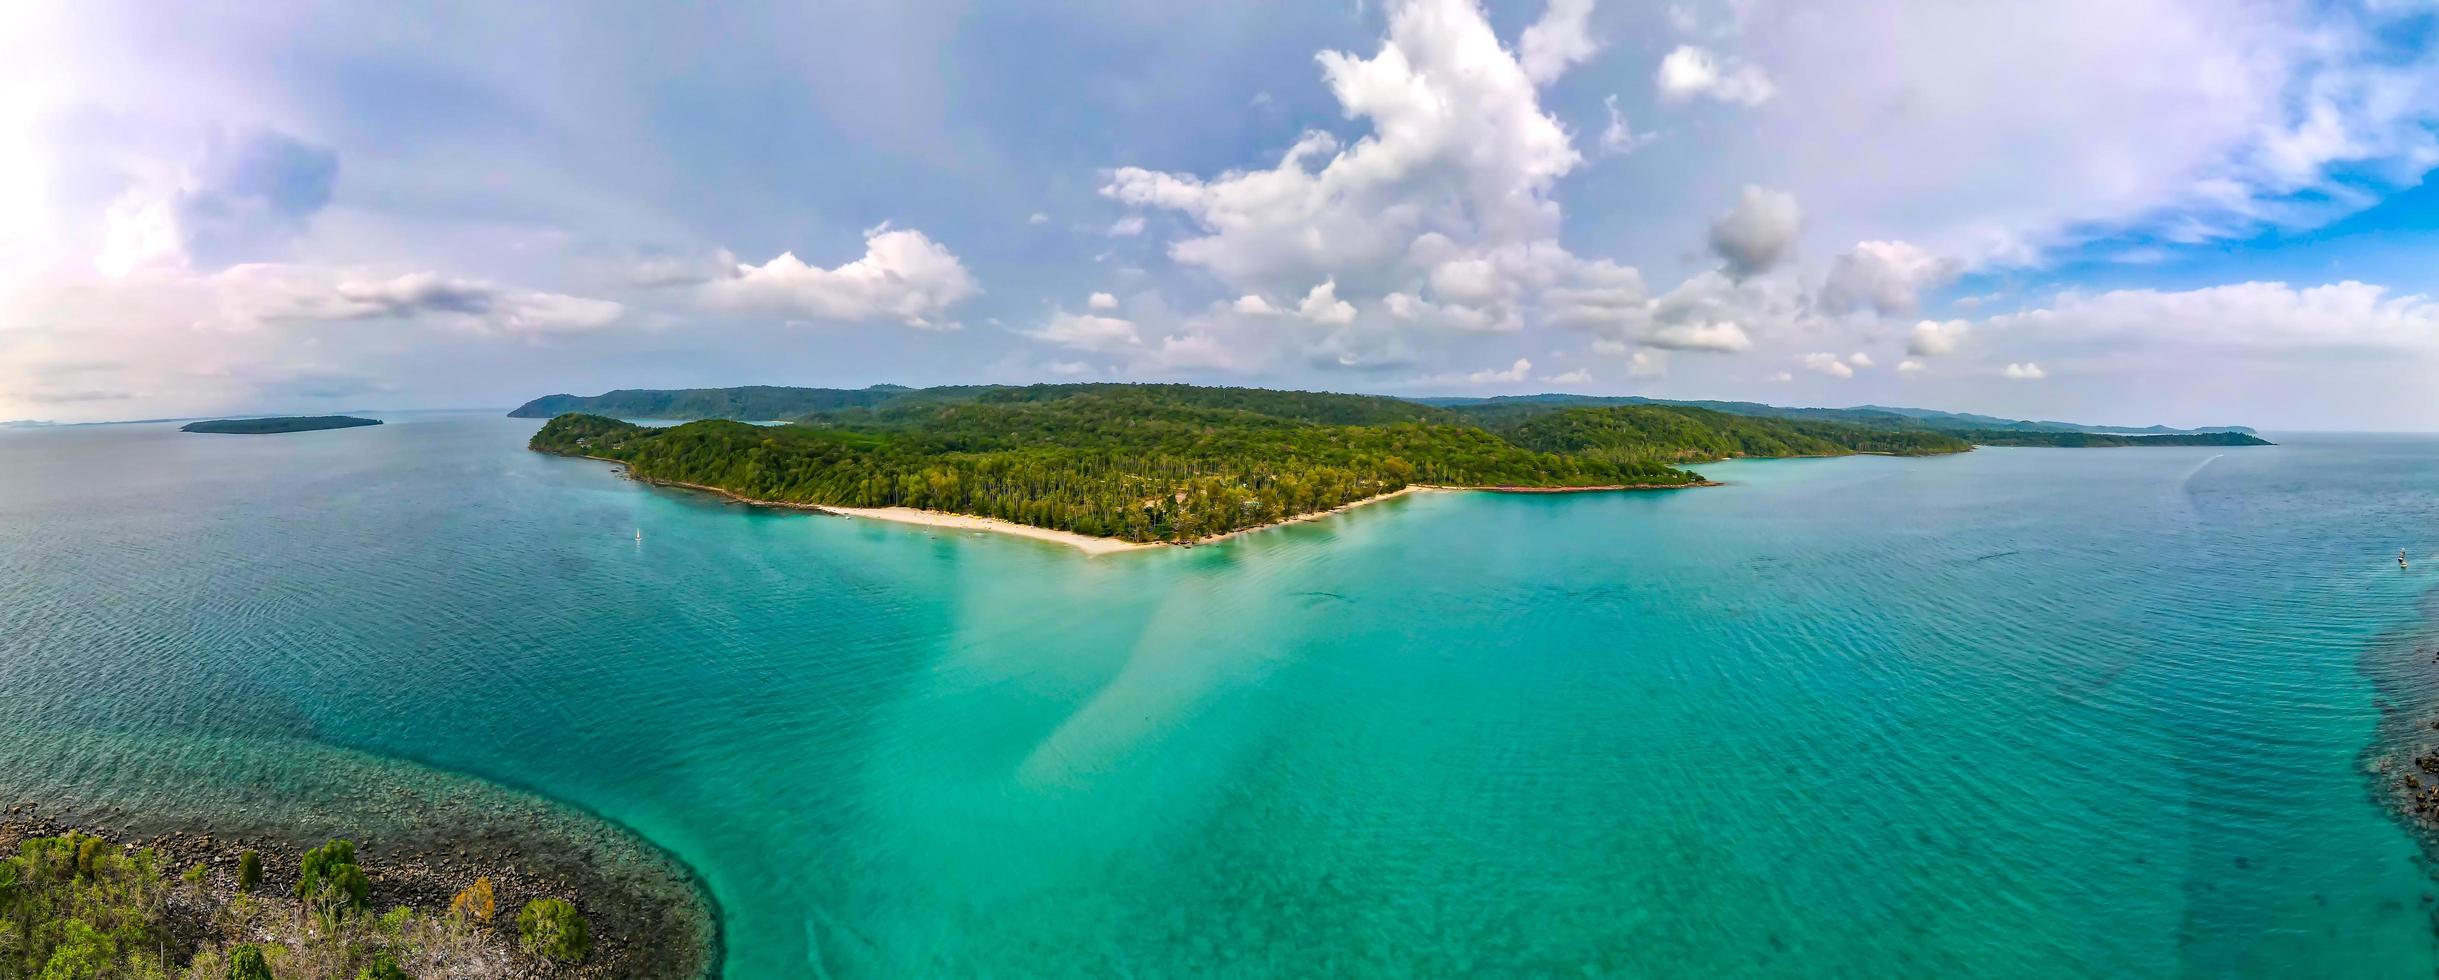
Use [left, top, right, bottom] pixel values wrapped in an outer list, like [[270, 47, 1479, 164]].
[[5, 415, 2438, 977]]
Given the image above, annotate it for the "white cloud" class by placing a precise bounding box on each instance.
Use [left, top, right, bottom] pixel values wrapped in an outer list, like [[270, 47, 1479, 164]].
[[1028, 212, 1050, 225], [1626, 348, 1667, 376], [1801, 351, 1855, 378], [1294, 279, 1358, 325], [1766, 370, 1794, 382], [1231, 294, 1277, 315], [1100, 0, 1600, 367], [2003, 361, 2047, 379], [1044, 359, 1093, 377], [1087, 291, 1119, 311], [1600, 95, 1657, 156], [1107, 214, 1146, 237], [1700, 1, 2439, 265], [1518, 0, 1600, 85], [1648, 320, 1753, 352], [1821, 241, 1957, 317], [1982, 280, 2439, 351], [91, 129, 339, 278], [215, 265, 623, 335], [1895, 358, 1926, 375], [1541, 368, 1592, 385], [1709, 186, 1801, 277], [1847, 351, 1873, 368], [1029, 311, 1142, 353], [1468, 357, 1533, 384], [1907, 318, 1971, 356], [1656, 45, 1776, 107], [703, 226, 978, 329]]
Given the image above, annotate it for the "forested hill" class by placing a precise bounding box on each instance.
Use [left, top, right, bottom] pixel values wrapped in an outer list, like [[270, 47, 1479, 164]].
[[525, 384, 1996, 544], [531, 401, 1692, 544], [508, 385, 923, 419], [1487, 406, 1973, 463], [515, 385, 2258, 442], [1959, 430, 2271, 447]]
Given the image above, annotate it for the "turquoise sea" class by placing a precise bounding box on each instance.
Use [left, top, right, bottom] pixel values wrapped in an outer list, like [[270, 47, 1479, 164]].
[[5, 413, 2439, 977]]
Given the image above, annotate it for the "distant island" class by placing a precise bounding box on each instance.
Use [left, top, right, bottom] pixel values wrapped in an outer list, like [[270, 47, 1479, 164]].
[[182, 415, 383, 434], [520, 384, 2266, 549]]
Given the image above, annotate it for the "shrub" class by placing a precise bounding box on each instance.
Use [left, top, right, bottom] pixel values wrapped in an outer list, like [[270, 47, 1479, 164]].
[[183, 862, 208, 884], [236, 850, 262, 893], [449, 876, 496, 922], [356, 952, 409, 980], [228, 945, 274, 980], [515, 897, 591, 963], [297, 839, 369, 918]]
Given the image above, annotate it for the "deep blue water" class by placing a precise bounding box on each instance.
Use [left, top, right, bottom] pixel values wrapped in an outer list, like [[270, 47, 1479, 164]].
[[4, 414, 2438, 977]]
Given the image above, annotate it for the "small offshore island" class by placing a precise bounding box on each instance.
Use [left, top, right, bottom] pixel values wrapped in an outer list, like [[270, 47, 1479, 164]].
[[182, 416, 383, 435], [522, 384, 2268, 550]]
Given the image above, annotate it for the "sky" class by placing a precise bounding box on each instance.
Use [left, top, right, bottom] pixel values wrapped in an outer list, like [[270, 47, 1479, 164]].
[[3, 0, 2438, 429]]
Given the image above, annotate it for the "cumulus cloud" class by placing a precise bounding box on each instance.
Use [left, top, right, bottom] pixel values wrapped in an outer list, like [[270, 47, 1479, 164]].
[[1709, 186, 1801, 277], [1468, 357, 1533, 384], [1821, 241, 1958, 317], [1847, 351, 1873, 368], [1541, 367, 1591, 385], [1896, 358, 1926, 374], [703, 226, 978, 329], [1626, 348, 1667, 376], [1801, 351, 1855, 378], [1107, 214, 1146, 237], [2003, 361, 2047, 379], [1029, 311, 1142, 353], [1028, 212, 1050, 225], [1907, 318, 1971, 356], [1655, 45, 1776, 107], [1294, 279, 1357, 325], [1100, 0, 1605, 366], [1518, 0, 1600, 85], [1088, 291, 1119, 311]]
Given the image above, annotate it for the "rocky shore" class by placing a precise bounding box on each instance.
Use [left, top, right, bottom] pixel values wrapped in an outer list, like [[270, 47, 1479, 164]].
[[1, 797, 717, 979]]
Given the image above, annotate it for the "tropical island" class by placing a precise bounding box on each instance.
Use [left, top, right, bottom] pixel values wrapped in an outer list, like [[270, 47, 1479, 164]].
[[181, 416, 383, 435], [520, 383, 2262, 550]]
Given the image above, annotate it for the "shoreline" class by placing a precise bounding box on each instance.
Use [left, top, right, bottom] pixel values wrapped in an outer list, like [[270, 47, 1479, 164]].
[[0, 797, 716, 980], [573, 455, 1710, 555], [0, 728, 723, 979]]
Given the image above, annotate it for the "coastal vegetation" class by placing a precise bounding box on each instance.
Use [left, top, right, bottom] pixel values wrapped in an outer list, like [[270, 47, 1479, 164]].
[[529, 384, 1992, 543], [0, 829, 592, 979], [1950, 429, 2270, 447], [1483, 405, 1973, 463], [511, 384, 2258, 438], [179, 417, 381, 435]]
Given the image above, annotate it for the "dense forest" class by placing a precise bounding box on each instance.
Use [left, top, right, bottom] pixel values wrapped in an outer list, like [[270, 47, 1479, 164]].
[[528, 385, 1998, 543], [180, 416, 381, 434], [508, 385, 928, 420], [513, 384, 2258, 438], [1956, 429, 2271, 447], [533, 390, 1699, 543], [1485, 405, 1973, 463]]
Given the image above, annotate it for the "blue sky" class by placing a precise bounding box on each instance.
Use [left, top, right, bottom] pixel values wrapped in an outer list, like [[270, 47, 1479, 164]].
[[3, 0, 2437, 429]]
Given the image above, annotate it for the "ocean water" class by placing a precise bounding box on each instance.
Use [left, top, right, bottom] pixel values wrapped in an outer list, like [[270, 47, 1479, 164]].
[[4, 413, 2438, 978]]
